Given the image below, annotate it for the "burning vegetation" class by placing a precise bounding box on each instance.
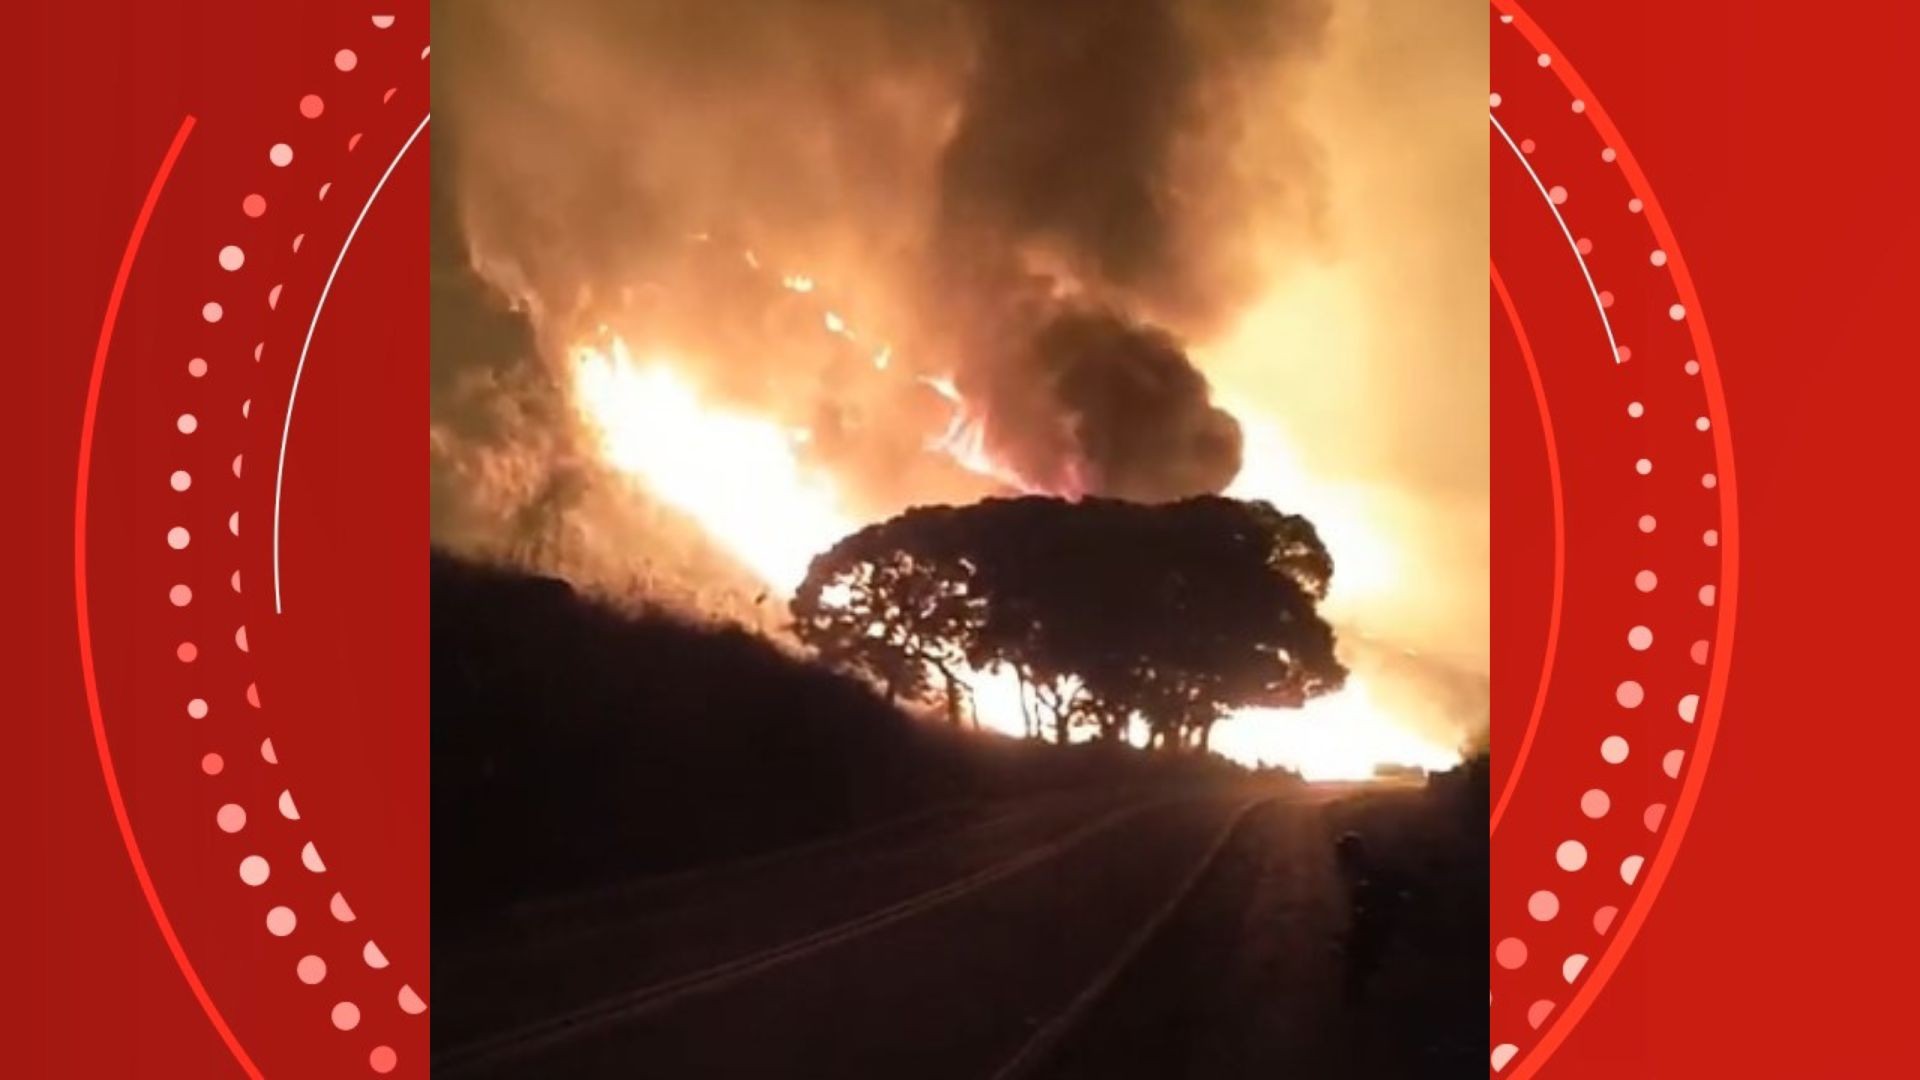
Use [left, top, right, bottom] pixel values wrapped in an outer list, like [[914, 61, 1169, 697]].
[[430, 0, 1483, 776]]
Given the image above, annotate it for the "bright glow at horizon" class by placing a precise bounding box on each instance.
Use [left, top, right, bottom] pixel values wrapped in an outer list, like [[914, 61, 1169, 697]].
[[571, 334, 1460, 780]]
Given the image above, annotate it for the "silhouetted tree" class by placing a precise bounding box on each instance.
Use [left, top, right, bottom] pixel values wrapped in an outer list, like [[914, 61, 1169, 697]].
[[792, 496, 1348, 748]]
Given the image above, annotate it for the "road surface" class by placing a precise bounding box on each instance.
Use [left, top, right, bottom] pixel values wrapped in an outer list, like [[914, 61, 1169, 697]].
[[434, 784, 1458, 1079]]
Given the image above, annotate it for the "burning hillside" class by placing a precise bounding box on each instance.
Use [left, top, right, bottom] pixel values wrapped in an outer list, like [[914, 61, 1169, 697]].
[[429, 0, 1486, 777]]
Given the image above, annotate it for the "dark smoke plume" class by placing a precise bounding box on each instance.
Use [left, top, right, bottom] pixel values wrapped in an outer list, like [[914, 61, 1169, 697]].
[[920, 0, 1330, 503], [967, 309, 1243, 502]]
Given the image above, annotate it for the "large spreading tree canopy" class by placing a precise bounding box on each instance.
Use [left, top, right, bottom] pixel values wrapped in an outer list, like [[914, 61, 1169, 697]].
[[791, 496, 1347, 749]]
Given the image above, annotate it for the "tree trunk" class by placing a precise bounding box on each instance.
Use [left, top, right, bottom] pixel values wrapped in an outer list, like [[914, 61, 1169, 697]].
[[940, 668, 963, 728]]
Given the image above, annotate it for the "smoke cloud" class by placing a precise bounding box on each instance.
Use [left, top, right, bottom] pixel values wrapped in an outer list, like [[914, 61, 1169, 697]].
[[924, 0, 1329, 502]]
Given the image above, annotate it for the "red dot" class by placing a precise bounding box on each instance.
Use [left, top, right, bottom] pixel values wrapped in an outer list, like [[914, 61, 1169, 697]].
[[243, 194, 267, 218], [369, 1046, 397, 1073], [176, 642, 198, 663], [200, 753, 223, 776], [300, 94, 325, 119]]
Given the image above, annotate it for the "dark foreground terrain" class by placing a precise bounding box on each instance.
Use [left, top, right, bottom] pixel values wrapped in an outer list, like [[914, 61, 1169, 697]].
[[435, 780, 1482, 1079], [434, 555, 1486, 1078]]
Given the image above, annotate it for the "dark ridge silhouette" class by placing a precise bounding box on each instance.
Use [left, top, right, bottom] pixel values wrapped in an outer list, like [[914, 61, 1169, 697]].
[[432, 551, 1250, 922]]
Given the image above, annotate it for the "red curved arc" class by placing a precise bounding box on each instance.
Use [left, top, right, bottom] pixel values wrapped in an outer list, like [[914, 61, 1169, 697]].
[[1495, 2, 1742, 1078], [1488, 260, 1565, 837], [73, 115, 265, 1080]]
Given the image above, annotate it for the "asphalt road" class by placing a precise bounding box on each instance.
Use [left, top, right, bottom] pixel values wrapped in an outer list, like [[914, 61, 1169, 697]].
[[434, 784, 1435, 1079]]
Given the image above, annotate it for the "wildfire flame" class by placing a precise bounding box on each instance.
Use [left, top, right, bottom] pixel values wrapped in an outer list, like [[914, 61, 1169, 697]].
[[571, 322, 1461, 781], [573, 339, 855, 591]]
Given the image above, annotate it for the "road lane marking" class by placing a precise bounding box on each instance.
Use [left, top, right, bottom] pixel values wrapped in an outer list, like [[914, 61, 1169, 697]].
[[434, 800, 1156, 1078]]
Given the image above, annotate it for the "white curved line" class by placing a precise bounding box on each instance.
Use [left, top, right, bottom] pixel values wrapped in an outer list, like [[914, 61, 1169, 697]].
[[273, 113, 431, 614], [1489, 111, 1622, 365]]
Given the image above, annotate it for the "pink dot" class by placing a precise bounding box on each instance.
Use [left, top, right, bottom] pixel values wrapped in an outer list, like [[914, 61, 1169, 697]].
[[1497, 937, 1528, 969], [187, 698, 208, 719], [177, 641, 198, 663], [1645, 803, 1668, 831], [1638, 514, 1657, 533], [243, 194, 267, 217], [335, 48, 358, 72], [298, 954, 327, 984], [1528, 999, 1556, 1029], [331, 1001, 361, 1031], [201, 752, 223, 775], [1634, 569, 1657, 592], [216, 803, 246, 833], [1616, 345, 1632, 362], [1520, 138, 1536, 154], [201, 302, 224, 323], [177, 413, 198, 434], [169, 584, 193, 606], [188, 357, 208, 377], [218, 245, 245, 271], [1594, 906, 1619, 935], [370, 1047, 397, 1074], [1598, 290, 1614, 309], [1527, 890, 1559, 921], [1549, 185, 1568, 205], [300, 94, 325, 118], [1576, 237, 1592, 255], [1615, 681, 1644, 708], [239, 855, 270, 886], [1690, 640, 1710, 665], [167, 526, 190, 550], [267, 906, 297, 937], [1580, 789, 1610, 818]]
